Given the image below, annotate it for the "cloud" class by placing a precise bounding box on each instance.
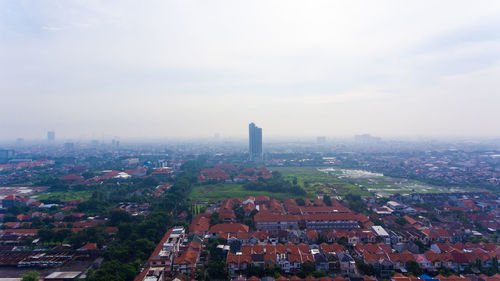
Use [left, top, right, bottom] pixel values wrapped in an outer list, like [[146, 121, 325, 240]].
[[1, 0, 500, 139], [41, 25, 64, 31]]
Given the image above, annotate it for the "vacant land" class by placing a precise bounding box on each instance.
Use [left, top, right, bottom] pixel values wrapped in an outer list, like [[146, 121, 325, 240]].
[[34, 189, 95, 201], [318, 167, 469, 196], [189, 183, 311, 202], [270, 166, 371, 197], [188, 165, 465, 202]]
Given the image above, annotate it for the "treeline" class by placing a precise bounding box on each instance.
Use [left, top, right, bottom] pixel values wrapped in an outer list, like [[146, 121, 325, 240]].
[[38, 226, 109, 248], [87, 158, 205, 281], [243, 173, 306, 196]]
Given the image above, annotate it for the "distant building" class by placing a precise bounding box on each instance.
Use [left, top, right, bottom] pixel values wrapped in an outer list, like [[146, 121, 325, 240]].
[[354, 133, 380, 142], [64, 142, 74, 150], [317, 136, 326, 144], [249, 122, 262, 162], [0, 149, 14, 163], [47, 131, 55, 142]]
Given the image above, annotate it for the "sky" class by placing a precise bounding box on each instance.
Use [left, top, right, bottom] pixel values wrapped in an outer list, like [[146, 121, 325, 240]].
[[1, 0, 500, 141]]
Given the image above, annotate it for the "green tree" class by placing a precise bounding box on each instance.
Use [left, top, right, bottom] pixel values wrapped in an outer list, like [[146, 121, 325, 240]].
[[407, 260, 423, 276], [21, 271, 39, 281], [296, 198, 306, 206], [323, 195, 332, 206], [395, 216, 408, 226], [210, 212, 222, 225], [207, 259, 229, 280]]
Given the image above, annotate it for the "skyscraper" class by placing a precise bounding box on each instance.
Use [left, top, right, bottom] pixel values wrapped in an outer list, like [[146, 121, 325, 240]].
[[249, 122, 262, 162], [47, 131, 55, 142]]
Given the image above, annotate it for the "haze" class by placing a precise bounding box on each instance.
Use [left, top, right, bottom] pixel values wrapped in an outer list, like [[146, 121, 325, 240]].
[[1, 1, 500, 140]]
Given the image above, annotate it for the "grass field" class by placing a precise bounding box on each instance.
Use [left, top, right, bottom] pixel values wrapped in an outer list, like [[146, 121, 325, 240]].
[[33, 190, 95, 201], [188, 167, 374, 202], [188, 165, 455, 202], [189, 183, 305, 202], [269, 166, 372, 196]]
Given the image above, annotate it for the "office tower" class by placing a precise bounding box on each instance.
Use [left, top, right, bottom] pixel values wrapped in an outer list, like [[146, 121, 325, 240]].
[[249, 122, 263, 162], [47, 131, 55, 142]]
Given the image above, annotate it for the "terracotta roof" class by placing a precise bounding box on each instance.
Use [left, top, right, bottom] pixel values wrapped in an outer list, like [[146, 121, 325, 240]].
[[174, 248, 199, 265], [255, 195, 270, 202], [302, 213, 361, 221], [60, 174, 84, 181], [254, 212, 300, 222], [209, 223, 249, 234], [78, 243, 98, 251]]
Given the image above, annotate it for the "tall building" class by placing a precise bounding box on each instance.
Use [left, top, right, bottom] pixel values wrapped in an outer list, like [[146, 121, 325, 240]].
[[249, 122, 263, 162], [47, 131, 55, 142]]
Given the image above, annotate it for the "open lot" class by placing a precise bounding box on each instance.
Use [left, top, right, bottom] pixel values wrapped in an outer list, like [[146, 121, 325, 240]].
[[189, 166, 472, 202], [189, 183, 301, 202], [0, 186, 48, 200], [33, 189, 94, 201], [269, 166, 371, 197], [318, 167, 474, 196]]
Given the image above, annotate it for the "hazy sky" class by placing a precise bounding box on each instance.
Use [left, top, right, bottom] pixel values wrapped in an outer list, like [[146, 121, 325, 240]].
[[1, 1, 500, 140]]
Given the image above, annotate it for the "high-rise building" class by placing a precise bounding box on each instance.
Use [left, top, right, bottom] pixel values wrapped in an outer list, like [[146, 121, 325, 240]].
[[47, 131, 55, 142], [249, 122, 263, 162]]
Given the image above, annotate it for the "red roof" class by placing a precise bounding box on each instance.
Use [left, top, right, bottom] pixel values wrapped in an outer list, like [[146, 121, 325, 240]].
[[174, 248, 199, 265], [60, 174, 84, 181], [209, 223, 249, 234], [78, 243, 98, 251], [3, 194, 17, 201], [254, 212, 300, 222], [302, 213, 361, 221]]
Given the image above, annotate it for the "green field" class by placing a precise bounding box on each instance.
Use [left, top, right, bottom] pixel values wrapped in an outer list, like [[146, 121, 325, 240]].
[[189, 183, 310, 202], [188, 167, 374, 202], [33, 190, 95, 201], [269, 166, 371, 196]]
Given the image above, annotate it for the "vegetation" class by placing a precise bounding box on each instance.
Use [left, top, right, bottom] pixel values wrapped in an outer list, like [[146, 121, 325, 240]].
[[21, 271, 39, 281], [395, 216, 409, 226], [189, 183, 299, 202], [243, 173, 307, 196], [343, 193, 368, 213], [87, 158, 205, 281], [406, 260, 423, 276], [270, 166, 371, 196]]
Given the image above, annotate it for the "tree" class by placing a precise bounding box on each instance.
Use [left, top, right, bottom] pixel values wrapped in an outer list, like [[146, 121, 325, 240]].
[[210, 212, 222, 225], [21, 271, 39, 281], [323, 195, 332, 206], [407, 260, 423, 276], [296, 198, 306, 206], [233, 205, 245, 222], [207, 259, 229, 280], [356, 259, 377, 276], [344, 193, 368, 213], [196, 266, 206, 280], [109, 210, 133, 226], [489, 257, 499, 275], [395, 217, 408, 226], [297, 261, 316, 278]]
